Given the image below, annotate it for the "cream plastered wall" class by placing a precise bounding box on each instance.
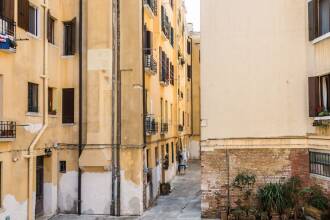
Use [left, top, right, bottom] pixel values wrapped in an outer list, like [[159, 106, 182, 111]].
[[0, 0, 79, 218], [201, 0, 308, 140]]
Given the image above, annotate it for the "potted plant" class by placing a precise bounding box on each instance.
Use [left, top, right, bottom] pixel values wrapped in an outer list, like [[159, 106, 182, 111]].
[[257, 183, 286, 220], [282, 176, 304, 220]]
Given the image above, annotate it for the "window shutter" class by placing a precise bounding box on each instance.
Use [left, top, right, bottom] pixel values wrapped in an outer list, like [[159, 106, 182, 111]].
[[143, 25, 147, 53], [3, 0, 14, 20], [150, 31, 153, 53], [309, 76, 320, 117], [62, 88, 74, 123], [308, 0, 319, 41], [159, 47, 162, 80], [18, 0, 29, 31], [71, 18, 76, 54], [47, 11, 51, 42]]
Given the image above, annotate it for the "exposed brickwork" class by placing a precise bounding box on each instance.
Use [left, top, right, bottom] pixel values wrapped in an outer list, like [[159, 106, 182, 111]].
[[201, 147, 313, 219]]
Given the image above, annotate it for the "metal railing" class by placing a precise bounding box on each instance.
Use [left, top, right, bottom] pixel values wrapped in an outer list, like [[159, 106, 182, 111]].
[[161, 123, 168, 134], [144, 0, 157, 15], [0, 14, 16, 38], [0, 121, 16, 139], [145, 115, 158, 135], [144, 54, 157, 74]]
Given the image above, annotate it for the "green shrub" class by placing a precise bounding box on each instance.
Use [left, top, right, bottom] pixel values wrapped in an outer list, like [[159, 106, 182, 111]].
[[257, 182, 286, 213]]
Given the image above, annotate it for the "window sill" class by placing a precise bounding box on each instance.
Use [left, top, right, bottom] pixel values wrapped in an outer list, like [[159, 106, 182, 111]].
[[62, 123, 75, 126], [61, 55, 75, 59], [27, 32, 40, 40], [314, 115, 330, 121], [312, 32, 330, 44], [26, 112, 41, 117], [310, 173, 330, 181]]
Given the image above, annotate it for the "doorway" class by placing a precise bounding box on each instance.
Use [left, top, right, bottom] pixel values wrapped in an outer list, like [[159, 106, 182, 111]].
[[35, 156, 44, 217]]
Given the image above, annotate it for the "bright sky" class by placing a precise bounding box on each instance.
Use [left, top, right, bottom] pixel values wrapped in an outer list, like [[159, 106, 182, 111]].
[[185, 0, 200, 32]]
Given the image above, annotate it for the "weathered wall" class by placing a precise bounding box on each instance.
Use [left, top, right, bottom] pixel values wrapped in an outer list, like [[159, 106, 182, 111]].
[[201, 147, 310, 218]]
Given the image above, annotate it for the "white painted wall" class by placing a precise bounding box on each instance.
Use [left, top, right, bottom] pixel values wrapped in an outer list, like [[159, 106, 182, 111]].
[[81, 172, 111, 215], [44, 183, 57, 216], [201, 0, 308, 140], [189, 138, 200, 159], [58, 171, 78, 213], [0, 195, 27, 220]]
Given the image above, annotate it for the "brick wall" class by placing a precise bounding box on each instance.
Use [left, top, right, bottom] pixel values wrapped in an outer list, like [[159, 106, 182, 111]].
[[201, 148, 311, 218]]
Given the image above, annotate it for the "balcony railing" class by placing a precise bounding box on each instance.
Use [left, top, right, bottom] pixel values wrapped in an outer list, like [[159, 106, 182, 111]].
[[178, 124, 184, 132], [144, 54, 157, 75], [0, 121, 16, 139], [0, 15, 16, 51], [160, 123, 168, 134], [145, 115, 158, 135], [144, 0, 157, 16]]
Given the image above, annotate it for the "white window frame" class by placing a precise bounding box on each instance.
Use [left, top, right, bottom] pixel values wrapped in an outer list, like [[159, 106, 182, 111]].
[[28, 3, 39, 37]]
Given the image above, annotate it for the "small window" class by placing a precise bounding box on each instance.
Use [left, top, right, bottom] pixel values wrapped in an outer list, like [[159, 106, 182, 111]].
[[310, 151, 330, 177], [62, 88, 74, 124], [59, 161, 66, 173], [63, 18, 76, 56], [28, 82, 38, 113], [146, 149, 150, 168], [47, 13, 56, 44], [48, 87, 56, 115], [28, 4, 38, 36]]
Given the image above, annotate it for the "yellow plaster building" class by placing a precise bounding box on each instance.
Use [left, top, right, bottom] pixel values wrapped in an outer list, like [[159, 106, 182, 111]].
[[0, 0, 193, 219]]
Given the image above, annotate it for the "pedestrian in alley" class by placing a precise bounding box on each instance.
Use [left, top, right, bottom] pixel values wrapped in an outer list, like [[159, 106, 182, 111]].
[[178, 150, 186, 175]]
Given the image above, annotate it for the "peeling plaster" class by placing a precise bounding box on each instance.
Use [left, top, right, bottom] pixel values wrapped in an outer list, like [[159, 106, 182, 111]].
[[81, 172, 111, 215], [0, 195, 27, 220], [58, 171, 78, 213], [24, 123, 42, 134], [120, 171, 143, 216]]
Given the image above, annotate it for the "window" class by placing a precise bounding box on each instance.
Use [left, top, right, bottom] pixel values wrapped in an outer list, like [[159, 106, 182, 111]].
[[48, 88, 56, 115], [0, 0, 4, 15], [308, 75, 330, 117], [1, 0, 14, 20], [59, 161, 66, 173], [63, 18, 76, 56], [160, 98, 163, 124], [155, 147, 159, 165], [171, 142, 174, 163], [165, 100, 168, 124], [187, 65, 192, 81], [47, 12, 55, 44], [18, 0, 29, 31], [187, 39, 192, 54], [62, 88, 74, 124], [308, 0, 330, 40], [310, 151, 330, 177], [146, 149, 150, 168], [28, 4, 38, 36], [28, 82, 38, 113], [144, 26, 153, 55]]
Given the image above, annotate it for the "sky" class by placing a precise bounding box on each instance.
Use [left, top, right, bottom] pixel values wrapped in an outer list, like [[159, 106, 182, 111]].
[[185, 0, 200, 32]]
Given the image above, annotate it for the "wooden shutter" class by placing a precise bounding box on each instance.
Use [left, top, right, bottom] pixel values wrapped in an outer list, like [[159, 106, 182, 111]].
[[308, 0, 319, 41], [309, 76, 320, 117], [3, 0, 14, 20], [70, 18, 76, 54], [47, 11, 51, 42], [62, 88, 74, 123], [18, 0, 29, 31], [159, 47, 162, 80]]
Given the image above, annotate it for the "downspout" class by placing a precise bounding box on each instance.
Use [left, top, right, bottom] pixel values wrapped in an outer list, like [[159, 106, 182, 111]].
[[116, 0, 121, 215], [189, 37, 193, 136], [78, 0, 83, 215], [27, 1, 49, 220], [111, 0, 121, 216]]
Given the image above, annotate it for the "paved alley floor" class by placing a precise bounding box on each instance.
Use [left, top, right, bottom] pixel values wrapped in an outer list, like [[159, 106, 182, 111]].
[[51, 160, 201, 220], [140, 160, 201, 220]]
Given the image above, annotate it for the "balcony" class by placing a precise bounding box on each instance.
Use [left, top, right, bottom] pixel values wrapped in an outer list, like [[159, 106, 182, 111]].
[[144, 54, 157, 75], [144, 0, 157, 16], [145, 115, 158, 135], [0, 15, 16, 53], [160, 123, 168, 134], [178, 124, 184, 132], [0, 121, 16, 141]]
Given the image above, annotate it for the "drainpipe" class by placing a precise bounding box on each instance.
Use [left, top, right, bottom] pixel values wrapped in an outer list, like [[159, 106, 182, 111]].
[[27, 1, 49, 220], [111, 0, 121, 216], [78, 0, 83, 215], [189, 36, 193, 136]]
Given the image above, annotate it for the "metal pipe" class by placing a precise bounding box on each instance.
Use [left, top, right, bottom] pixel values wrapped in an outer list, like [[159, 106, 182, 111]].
[[27, 1, 49, 219], [78, 0, 83, 215]]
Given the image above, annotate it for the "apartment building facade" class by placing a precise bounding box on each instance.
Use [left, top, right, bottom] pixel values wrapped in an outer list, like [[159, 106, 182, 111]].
[[201, 0, 330, 218], [0, 0, 192, 219]]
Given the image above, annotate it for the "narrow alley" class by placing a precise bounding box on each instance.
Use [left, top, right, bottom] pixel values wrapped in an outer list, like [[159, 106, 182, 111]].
[[52, 160, 201, 220], [141, 160, 201, 220]]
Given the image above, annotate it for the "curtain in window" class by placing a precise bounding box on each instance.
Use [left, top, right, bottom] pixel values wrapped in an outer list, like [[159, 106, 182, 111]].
[[322, 77, 328, 111]]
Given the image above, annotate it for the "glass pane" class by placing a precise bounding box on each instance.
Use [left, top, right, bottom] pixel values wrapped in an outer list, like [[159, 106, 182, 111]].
[[320, 0, 330, 35], [29, 6, 36, 35]]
